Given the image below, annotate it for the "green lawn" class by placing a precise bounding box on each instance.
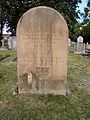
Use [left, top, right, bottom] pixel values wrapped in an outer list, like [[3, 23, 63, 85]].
[[0, 48, 90, 120]]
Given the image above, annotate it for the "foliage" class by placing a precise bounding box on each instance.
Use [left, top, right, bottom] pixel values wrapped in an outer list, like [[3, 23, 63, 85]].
[[74, 0, 90, 43], [84, 0, 90, 20], [0, 0, 7, 40], [0, 0, 82, 36], [80, 21, 90, 43], [81, 0, 90, 43], [73, 22, 90, 43]]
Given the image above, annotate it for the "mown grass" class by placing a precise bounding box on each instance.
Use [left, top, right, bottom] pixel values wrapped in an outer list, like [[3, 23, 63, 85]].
[[0, 47, 90, 120]]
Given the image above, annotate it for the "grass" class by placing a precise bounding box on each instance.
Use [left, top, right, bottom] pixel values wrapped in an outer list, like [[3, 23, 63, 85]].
[[0, 47, 90, 120]]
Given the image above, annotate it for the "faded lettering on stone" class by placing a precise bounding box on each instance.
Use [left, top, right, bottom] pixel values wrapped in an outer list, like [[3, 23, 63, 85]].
[[36, 67, 49, 74]]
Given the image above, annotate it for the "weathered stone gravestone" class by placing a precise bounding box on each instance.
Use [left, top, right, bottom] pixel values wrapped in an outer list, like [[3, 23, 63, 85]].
[[74, 36, 85, 54], [17, 6, 68, 95], [68, 38, 71, 46], [77, 36, 83, 43], [8, 36, 17, 50], [12, 36, 17, 50], [8, 36, 12, 49]]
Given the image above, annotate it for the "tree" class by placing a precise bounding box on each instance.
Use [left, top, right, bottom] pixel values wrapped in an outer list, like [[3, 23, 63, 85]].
[[84, 0, 90, 20], [0, 0, 7, 40], [1, 0, 82, 37], [80, 0, 90, 43], [80, 22, 90, 43], [74, 0, 90, 43]]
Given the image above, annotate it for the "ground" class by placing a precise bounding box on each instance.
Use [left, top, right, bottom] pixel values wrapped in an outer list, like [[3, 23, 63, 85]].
[[0, 47, 90, 120]]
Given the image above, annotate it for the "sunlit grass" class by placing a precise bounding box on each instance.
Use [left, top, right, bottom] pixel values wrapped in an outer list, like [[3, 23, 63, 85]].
[[0, 47, 90, 120]]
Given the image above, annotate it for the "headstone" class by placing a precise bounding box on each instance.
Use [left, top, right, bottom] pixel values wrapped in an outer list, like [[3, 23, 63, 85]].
[[86, 42, 90, 49], [74, 36, 85, 54], [8, 36, 17, 50], [68, 38, 71, 46], [77, 36, 83, 43], [11, 36, 17, 50], [8, 36, 12, 49], [17, 6, 68, 95], [0, 39, 8, 50], [74, 43, 85, 54]]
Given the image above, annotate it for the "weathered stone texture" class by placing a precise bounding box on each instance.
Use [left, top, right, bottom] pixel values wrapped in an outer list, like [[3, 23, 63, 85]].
[[17, 6, 68, 95], [77, 36, 83, 43], [74, 42, 85, 54], [8, 36, 17, 50]]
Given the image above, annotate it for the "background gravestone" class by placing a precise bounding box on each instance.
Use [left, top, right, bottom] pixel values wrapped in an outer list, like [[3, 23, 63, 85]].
[[68, 38, 71, 46], [11, 36, 17, 50], [8, 36, 17, 50], [86, 42, 90, 49], [74, 36, 85, 54], [77, 36, 83, 43], [8, 36, 12, 49], [17, 6, 68, 95]]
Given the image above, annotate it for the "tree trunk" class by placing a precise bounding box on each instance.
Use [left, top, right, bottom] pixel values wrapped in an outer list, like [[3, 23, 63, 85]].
[[0, 22, 3, 41]]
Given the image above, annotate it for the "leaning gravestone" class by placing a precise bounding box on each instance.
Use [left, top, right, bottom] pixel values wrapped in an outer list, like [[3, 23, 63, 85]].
[[16, 6, 68, 95], [74, 36, 85, 54]]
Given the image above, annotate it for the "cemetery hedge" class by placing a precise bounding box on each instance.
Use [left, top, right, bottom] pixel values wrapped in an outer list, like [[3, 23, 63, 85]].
[[0, 47, 90, 120]]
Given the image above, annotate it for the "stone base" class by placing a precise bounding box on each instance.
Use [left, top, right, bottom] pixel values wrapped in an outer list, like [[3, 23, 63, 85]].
[[13, 84, 66, 96], [18, 88, 66, 96], [74, 51, 85, 54], [17, 76, 67, 96]]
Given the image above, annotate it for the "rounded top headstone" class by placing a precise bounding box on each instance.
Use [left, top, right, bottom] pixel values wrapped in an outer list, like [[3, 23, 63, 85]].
[[16, 6, 68, 95], [17, 6, 68, 37], [77, 36, 83, 43]]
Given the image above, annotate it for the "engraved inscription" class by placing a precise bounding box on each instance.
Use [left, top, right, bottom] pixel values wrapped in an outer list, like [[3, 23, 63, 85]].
[[36, 67, 49, 74]]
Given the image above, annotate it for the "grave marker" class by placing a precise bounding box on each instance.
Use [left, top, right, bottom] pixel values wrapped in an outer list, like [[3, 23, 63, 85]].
[[17, 6, 68, 95], [68, 38, 71, 46], [8, 36, 17, 50], [74, 36, 85, 54]]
